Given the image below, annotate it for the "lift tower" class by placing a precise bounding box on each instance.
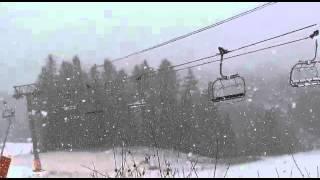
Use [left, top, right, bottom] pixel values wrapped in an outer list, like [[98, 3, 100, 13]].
[[13, 83, 42, 172]]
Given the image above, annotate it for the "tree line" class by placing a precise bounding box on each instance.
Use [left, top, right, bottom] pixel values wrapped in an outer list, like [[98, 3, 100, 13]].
[[30, 54, 303, 158]]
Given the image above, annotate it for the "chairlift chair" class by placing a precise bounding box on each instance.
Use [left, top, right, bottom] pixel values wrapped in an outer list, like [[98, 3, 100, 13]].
[[128, 74, 147, 110], [2, 101, 15, 119], [290, 30, 320, 87], [209, 47, 246, 103], [128, 99, 146, 111], [56, 89, 80, 112]]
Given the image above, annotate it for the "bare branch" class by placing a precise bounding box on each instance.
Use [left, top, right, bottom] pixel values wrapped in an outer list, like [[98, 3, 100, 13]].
[[224, 163, 231, 178], [275, 167, 280, 178], [304, 167, 311, 178], [80, 164, 108, 178], [214, 138, 219, 178], [187, 158, 199, 178], [290, 152, 304, 178]]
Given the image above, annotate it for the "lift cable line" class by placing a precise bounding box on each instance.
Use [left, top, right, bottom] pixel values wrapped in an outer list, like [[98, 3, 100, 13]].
[[90, 31, 317, 109], [146, 32, 315, 104], [96, 2, 277, 66], [131, 24, 317, 79], [19, 31, 317, 114], [171, 24, 317, 69], [181, 30, 318, 103], [175, 32, 316, 72], [92, 29, 317, 89], [15, 28, 317, 112]]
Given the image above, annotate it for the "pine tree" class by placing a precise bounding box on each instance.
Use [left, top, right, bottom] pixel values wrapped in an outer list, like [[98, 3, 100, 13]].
[[129, 60, 156, 146], [215, 113, 237, 158], [155, 59, 180, 149], [56, 61, 76, 150], [36, 55, 60, 151], [102, 59, 119, 147], [113, 69, 132, 146], [195, 89, 219, 157], [178, 68, 200, 153]]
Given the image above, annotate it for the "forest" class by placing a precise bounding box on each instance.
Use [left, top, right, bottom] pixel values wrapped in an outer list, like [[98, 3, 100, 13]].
[[27, 53, 320, 160]]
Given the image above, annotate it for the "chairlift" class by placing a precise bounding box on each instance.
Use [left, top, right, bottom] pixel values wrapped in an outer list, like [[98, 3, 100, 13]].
[[128, 74, 148, 110], [84, 74, 129, 115], [55, 89, 81, 112], [62, 105, 77, 111], [2, 101, 15, 119], [128, 69, 156, 111], [128, 99, 146, 112], [209, 47, 246, 103], [290, 30, 320, 87], [84, 77, 110, 115], [2, 108, 15, 119]]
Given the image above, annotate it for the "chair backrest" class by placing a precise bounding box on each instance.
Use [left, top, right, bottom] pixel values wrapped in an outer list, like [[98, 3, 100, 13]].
[[290, 61, 320, 87], [209, 76, 246, 103]]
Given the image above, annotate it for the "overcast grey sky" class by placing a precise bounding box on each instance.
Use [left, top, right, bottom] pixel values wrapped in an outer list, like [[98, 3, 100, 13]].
[[0, 2, 320, 94]]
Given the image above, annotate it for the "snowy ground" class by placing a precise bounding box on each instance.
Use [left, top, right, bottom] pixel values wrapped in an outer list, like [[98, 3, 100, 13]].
[[3, 142, 320, 178], [1, 143, 34, 178]]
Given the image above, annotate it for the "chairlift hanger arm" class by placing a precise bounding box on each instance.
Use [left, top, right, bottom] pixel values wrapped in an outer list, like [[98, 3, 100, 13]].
[[314, 39, 318, 61], [307, 30, 319, 62], [310, 30, 319, 61], [218, 47, 231, 79], [310, 30, 319, 39]]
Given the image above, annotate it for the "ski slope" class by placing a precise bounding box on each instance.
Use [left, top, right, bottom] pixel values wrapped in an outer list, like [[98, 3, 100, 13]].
[[1, 143, 33, 178], [4, 142, 320, 178]]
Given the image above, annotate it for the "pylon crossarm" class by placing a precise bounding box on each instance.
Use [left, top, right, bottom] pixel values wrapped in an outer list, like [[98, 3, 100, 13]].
[[13, 83, 40, 99]]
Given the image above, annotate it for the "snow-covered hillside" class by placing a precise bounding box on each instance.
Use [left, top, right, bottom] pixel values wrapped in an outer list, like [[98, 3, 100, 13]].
[[1, 142, 32, 157], [3, 143, 320, 178]]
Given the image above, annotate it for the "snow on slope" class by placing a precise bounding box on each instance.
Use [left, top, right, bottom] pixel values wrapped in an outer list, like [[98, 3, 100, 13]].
[[1, 143, 34, 178], [7, 166, 33, 178], [227, 150, 320, 178], [1, 142, 32, 157], [4, 143, 320, 178]]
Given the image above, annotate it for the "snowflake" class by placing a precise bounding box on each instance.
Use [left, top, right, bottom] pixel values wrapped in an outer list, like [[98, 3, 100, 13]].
[[41, 111, 48, 117]]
